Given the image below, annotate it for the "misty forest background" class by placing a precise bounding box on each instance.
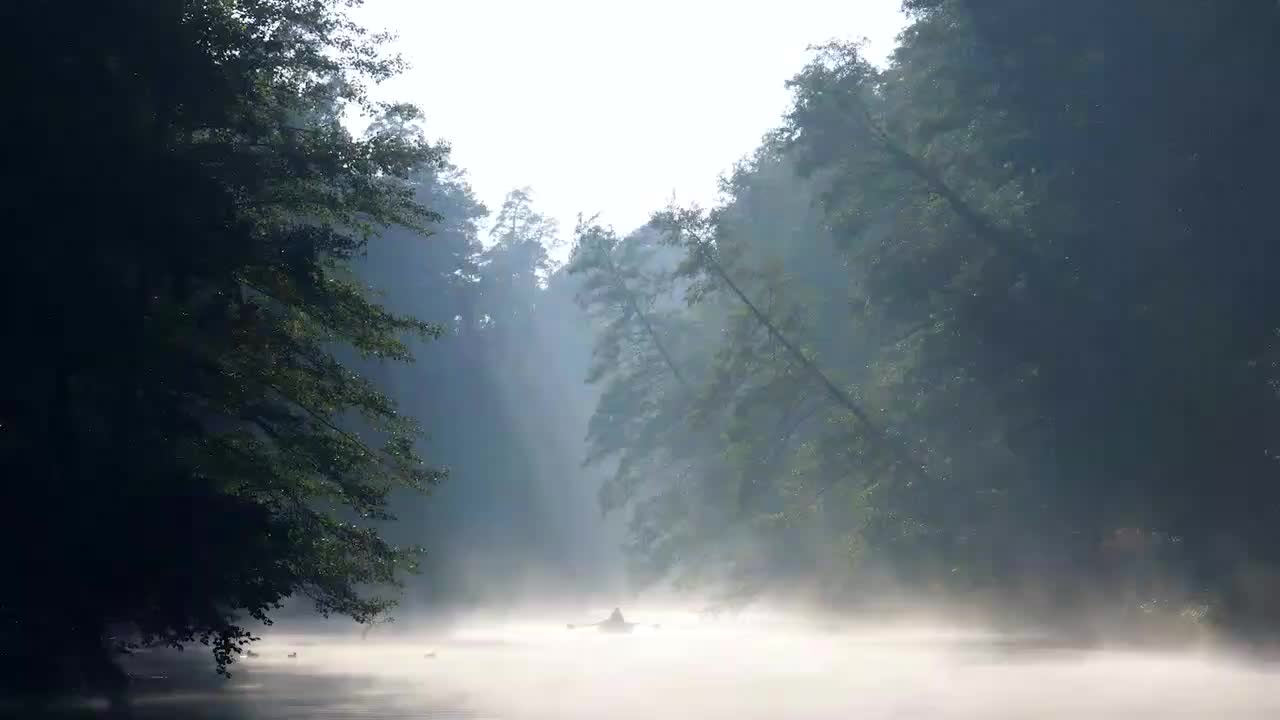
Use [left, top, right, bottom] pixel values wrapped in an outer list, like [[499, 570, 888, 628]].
[[6, 0, 1280, 695]]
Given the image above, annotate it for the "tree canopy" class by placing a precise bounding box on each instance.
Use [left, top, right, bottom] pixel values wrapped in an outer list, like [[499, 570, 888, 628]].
[[572, 0, 1280, 633], [2, 0, 449, 693]]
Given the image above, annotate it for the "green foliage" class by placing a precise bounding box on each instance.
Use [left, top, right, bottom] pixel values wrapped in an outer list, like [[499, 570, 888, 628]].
[[575, 1, 1280, 635], [1, 0, 450, 689], [486, 187, 561, 292], [569, 222, 702, 514]]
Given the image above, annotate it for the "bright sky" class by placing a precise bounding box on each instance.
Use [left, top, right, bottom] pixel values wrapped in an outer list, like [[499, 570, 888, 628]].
[[353, 0, 904, 248]]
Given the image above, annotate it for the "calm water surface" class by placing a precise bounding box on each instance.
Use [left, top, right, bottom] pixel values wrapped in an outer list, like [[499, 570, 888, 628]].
[[48, 612, 1280, 719]]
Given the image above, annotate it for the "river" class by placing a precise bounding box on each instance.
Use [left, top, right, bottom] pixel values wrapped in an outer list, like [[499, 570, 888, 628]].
[[41, 610, 1280, 719]]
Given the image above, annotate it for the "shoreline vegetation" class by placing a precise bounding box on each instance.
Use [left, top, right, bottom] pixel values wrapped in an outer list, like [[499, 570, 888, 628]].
[[6, 0, 1280, 708]]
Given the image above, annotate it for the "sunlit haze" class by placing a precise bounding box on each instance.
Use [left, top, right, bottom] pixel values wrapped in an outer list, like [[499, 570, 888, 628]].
[[353, 0, 904, 244], [108, 610, 1280, 719], [15, 1, 1280, 717]]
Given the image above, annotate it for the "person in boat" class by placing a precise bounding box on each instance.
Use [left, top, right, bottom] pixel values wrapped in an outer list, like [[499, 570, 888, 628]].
[[568, 608, 635, 632], [600, 608, 628, 631]]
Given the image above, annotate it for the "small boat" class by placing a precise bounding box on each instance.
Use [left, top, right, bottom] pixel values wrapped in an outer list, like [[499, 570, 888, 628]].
[[597, 620, 636, 634], [567, 609, 658, 634]]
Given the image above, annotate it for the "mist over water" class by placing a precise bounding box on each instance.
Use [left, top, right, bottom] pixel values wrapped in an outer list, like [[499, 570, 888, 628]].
[[272, 162, 1280, 719], [16, 0, 1280, 718], [114, 610, 1280, 719]]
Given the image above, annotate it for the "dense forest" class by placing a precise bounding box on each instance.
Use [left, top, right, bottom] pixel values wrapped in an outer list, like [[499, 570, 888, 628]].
[[5, 0, 1280, 704], [571, 0, 1280, 636]]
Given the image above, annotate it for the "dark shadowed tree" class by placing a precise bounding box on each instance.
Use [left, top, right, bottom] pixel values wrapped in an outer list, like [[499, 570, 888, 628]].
[[0, 0, 451, 698]]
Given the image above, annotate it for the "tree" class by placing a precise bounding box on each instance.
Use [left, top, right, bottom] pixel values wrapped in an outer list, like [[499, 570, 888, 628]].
[[487, 187, 562, 287], [568, 221, 711, 586], [1, 0, 449, 696], [572, 1, 1280, 634], [780, 2, 1280, 626]]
